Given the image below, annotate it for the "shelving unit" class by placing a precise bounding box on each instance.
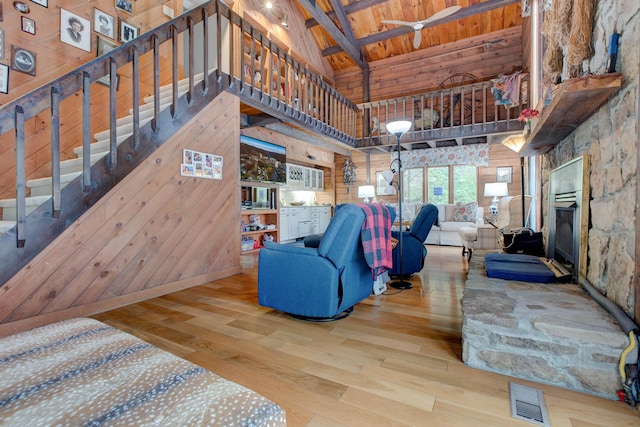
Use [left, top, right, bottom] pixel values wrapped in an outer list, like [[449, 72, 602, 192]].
[[240, 182, 279, 254], [520, 73, 622, 156]]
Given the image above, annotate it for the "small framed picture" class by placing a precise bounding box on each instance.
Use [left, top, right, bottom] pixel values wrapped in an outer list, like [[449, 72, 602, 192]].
[[30, 0, 47, 7], [97, 36, 118, 56], [94, 8, 115, 39], [115, 0, 133, 15], [21, 16, 35, 34], [60, 8, 91, 52], [11, 45, 36, 76], [496, 166, 513, 184], [0, 64, 9, 94], [96, 72, 120, 89], [120, 21, 138, 43], [13, 1, 29, 13]]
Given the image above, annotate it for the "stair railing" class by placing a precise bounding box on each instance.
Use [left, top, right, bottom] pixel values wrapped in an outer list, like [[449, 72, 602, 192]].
[[0, 0, 359, 250]]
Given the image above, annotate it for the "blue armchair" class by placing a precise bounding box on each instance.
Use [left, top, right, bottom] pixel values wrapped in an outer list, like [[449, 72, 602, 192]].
[[389, 203, 439, 276], [258, 204, 382, 320]]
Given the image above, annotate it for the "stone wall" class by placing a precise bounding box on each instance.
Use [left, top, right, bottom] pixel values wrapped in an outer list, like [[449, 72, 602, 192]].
[[542, 1, 639, 317]]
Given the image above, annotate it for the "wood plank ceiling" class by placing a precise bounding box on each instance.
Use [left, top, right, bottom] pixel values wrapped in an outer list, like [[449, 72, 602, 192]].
[[295, 0, 522, 72], [241, 0, 524, 149]]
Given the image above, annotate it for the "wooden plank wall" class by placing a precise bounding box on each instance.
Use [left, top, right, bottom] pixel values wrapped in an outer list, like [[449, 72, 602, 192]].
[[334, 143, 522, 213], [0, 47, 177, 200], [0, 92, 241, 337], [334, 26, 524, 103], [0, 0, 180, 200]]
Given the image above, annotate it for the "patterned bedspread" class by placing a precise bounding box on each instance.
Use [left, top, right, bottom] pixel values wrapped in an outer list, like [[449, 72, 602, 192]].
[[0, 318, 286, 426]]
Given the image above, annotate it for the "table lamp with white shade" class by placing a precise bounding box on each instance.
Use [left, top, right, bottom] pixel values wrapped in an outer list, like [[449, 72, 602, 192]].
[[357, 185, 375, 203], [484, 182, 509, 215]]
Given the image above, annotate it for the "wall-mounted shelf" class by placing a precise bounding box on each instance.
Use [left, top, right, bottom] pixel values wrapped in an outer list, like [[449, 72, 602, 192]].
[[520, 73, 622, 156]]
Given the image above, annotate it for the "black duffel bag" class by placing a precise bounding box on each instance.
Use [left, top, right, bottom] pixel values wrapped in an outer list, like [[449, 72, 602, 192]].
[[500, 228, 545, 257]]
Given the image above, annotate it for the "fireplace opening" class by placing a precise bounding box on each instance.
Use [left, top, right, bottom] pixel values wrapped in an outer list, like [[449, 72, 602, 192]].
[[553, 205, 576, 272]]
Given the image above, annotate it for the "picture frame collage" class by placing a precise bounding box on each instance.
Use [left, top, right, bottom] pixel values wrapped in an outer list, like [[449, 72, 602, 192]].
[[0, 0, 141, 95], [181, 149, 224, 180]]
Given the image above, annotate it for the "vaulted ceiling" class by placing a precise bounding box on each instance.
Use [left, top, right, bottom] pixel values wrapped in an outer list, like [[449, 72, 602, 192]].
[[293, 0, 523, 72]]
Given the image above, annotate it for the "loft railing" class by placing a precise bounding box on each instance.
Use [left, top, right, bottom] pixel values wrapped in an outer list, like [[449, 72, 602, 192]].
[[355, 77, 528, 150], [0, 0, 358, 251]]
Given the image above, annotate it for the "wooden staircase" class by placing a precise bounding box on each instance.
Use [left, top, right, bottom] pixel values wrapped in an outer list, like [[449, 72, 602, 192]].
[[0, 73, 207, 237]]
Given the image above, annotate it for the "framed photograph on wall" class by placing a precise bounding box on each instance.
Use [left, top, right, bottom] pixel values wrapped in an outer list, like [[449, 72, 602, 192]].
[[96, 37, 120, 88], [30, 0, 47, 7], [376, 171, 396, 196], [21, 16, 35, 34], [115, 0, 133, 15], [120, 21, 138, 43], [496, 166, 513, 184], [0, 64, 9, 94], [96, 36, 118, 56], [60, 8, 91, 52], [11, 45, 36, 76], [94, 8, 115, 39]]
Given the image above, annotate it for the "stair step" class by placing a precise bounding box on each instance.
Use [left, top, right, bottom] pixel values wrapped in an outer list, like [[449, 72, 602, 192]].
[[93, 117, 153, 142], [0, 220, 15, 234], [74, 134, 133, 157], [60, 151, 110, 175], [27, 172, 82, 197], [0, 195, 52, 221], [143, 86, 191, 105]]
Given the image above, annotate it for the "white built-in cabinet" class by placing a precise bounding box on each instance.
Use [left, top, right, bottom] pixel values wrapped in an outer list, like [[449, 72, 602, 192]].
[[286, 163, 324, 191], [280, 206, 331, 241]]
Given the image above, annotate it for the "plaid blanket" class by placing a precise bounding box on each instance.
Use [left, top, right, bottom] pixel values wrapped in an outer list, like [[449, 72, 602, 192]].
[[358, 203, 393, 279]]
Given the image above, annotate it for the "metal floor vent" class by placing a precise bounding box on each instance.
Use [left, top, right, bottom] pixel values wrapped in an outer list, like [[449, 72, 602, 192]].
[[509, 382, 550, 427]]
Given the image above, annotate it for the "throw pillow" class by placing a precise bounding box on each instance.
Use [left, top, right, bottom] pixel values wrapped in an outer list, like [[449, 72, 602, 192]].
[[454, 202, 478, 222]]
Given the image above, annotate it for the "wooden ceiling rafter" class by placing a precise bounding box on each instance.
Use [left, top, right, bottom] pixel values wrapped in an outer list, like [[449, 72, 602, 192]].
[[295, 0, 368, 69], [304, 0, 388, 29], [319, 0, 520, 58]]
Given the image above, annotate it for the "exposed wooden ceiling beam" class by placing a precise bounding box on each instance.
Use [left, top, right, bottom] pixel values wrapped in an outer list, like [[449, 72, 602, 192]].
[[305, 0, 388, 29], [296, 0, 368, 69], [321, 0, 519, 57]]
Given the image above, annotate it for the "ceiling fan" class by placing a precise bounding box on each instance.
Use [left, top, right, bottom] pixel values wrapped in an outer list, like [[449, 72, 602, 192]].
[[381, 4, 462, 49]]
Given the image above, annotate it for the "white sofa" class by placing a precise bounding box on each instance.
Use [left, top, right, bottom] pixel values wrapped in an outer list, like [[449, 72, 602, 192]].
[[427, 203, 484, 246], [389, 202, 483, 246]]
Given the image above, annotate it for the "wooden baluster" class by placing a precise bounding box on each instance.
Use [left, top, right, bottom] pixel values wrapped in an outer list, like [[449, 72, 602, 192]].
[[50, 87, 61, 218], [15, 106, 26, 248], [131, 45, 140, 151]]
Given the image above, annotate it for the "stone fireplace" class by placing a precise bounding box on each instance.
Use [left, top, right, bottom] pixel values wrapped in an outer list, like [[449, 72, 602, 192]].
[[546, 155, 590, 280]]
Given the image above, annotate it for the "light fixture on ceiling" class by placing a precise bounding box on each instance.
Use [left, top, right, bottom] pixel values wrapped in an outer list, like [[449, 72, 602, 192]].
[[385, 120, 412, 290], [280, 13, 289, 28], [265, 0, 273, 9]]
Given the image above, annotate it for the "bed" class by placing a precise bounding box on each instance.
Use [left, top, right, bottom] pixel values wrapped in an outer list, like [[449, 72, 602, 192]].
[[0, 317, 286, 426]]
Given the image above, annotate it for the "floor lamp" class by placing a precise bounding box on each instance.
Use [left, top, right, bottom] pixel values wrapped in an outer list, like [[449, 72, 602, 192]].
[[386, 120, 412, 290], [501, 134, 527, 226]]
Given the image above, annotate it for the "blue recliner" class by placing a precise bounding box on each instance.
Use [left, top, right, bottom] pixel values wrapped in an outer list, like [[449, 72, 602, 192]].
[[258, 204, 383, 320], [389, 203, 439, 276]]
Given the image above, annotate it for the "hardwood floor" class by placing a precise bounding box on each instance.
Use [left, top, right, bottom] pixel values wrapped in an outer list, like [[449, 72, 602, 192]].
[[93, 246, 640, 426]]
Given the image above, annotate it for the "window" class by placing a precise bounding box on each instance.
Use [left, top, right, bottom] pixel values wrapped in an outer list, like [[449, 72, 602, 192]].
[[401, 165, 478, 204], [403, 168, 424, 204], [452, 165, 477, 203], [426, 166, 449, 205]]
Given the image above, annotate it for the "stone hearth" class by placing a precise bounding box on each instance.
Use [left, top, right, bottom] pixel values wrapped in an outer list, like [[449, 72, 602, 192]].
[[461, 252, 628, 399]]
